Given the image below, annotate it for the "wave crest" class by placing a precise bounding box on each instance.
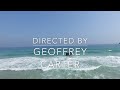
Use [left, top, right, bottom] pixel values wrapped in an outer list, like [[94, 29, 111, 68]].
[[0, 56, 120, 71]]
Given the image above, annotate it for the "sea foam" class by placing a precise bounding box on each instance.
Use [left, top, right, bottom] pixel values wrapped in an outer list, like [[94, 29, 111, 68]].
[[0, 56, 120, 71]]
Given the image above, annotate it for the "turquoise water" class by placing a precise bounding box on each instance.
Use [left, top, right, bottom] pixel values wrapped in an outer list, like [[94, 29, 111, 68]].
[[0, 44, 120, 79]]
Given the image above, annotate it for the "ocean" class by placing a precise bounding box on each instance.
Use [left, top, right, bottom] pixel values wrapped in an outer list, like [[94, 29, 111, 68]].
[[0, 44, 120, 79]]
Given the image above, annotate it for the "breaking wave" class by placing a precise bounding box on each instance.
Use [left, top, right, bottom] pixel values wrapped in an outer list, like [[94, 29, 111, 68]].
[[0, 56, 120, 71]]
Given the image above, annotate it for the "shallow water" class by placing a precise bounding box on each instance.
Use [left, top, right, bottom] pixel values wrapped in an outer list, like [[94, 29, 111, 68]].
[[0, 44, 120, 79]]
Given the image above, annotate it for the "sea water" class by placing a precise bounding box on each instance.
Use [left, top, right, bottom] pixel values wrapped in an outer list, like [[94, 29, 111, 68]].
[[0, 44, 120, 79]]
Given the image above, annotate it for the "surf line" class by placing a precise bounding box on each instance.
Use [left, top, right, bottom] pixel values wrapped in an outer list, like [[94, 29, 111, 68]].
[[34, 48, 87, 56]]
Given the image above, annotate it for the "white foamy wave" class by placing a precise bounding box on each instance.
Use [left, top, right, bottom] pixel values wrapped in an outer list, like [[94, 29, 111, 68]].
[[41, 64, 101, 71], [61, 65, 101, 71], [108, 50, 112, 52], [0, 56, 101, 71], [0, 56, 120, 71], [73, 56, 120, 67]]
